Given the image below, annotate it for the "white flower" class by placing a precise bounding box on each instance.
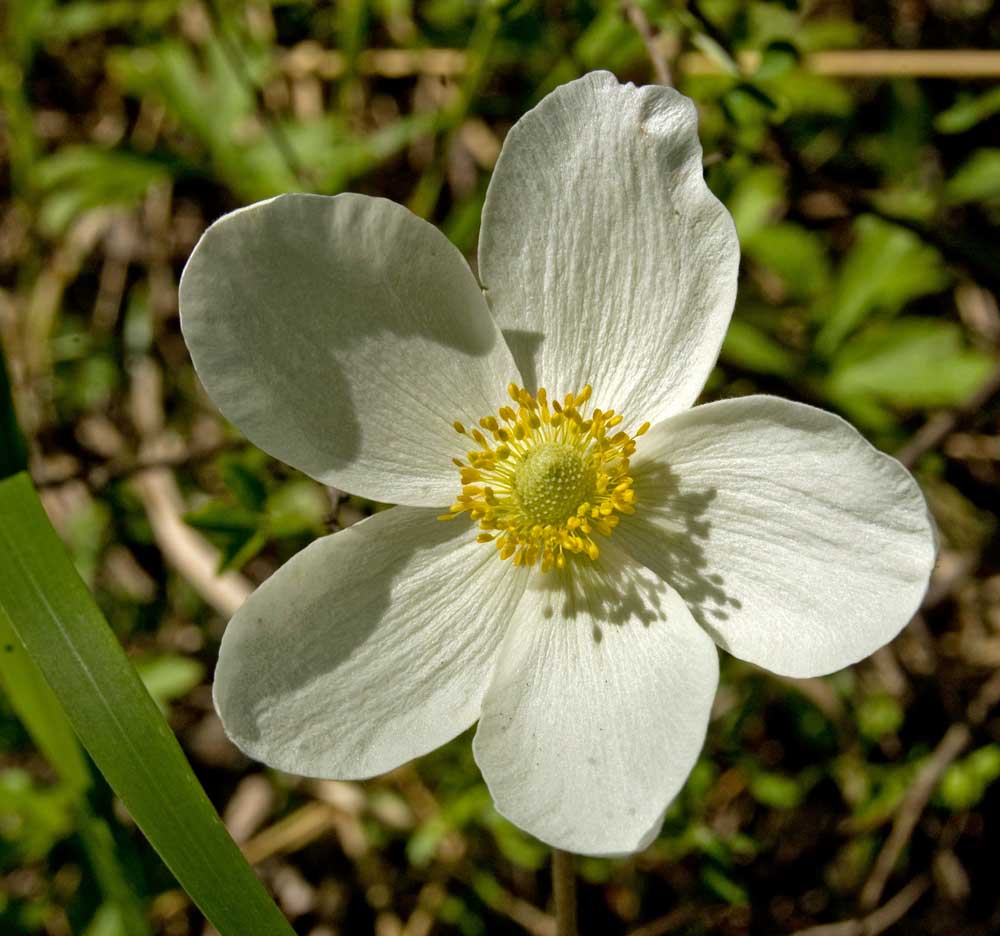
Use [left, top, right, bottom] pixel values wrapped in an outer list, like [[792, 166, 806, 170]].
[[179, 72, 936, 857]]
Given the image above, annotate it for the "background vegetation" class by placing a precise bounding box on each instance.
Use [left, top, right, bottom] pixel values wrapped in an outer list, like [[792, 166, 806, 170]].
[[2, 1, 999, 934]]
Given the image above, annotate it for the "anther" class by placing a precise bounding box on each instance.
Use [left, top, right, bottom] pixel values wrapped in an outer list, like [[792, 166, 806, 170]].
[[442, 384, 648, 571]]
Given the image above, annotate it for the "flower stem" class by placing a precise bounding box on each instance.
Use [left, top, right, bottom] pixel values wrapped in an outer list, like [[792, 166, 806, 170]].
[[551, 848, 578, 936]]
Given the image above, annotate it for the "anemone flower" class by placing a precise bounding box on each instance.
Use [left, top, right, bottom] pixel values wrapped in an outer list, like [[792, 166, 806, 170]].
[[179, 71, 936, 856]]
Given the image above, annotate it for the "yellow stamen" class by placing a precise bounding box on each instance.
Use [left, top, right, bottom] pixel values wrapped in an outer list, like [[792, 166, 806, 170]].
[[440, 384, 647, 571]]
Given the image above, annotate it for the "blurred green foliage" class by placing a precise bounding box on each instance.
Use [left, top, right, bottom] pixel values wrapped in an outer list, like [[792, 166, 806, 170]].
[[1, 0, 999, 934]]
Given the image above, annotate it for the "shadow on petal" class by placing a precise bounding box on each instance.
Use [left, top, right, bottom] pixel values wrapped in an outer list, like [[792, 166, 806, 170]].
[[617, 460, 742, 642], [182, 194, 513, 496], [498, 326, 544, 393], [214, 507, 504, 779]]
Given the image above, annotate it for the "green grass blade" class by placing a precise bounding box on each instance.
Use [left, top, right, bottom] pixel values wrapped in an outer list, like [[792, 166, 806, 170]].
[[77, 811, 152, 935], [2, 593, 152, 936], [0, 351, 150, 936], [0, 472, 295, 936], [1, 348, 150, 933], [0, 607, 91, 790], [2, 608, 150, 935]]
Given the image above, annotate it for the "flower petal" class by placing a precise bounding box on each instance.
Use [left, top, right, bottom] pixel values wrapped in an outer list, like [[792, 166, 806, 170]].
[[180, 194, 518, 506], [616, 396, 937, 678], [478, 71, 738, 421], [214, 507, 525, 779], [473, 543, 718, 856]]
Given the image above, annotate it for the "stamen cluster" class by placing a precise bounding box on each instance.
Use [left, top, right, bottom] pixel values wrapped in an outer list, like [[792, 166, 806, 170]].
[[441, 383, 648, 571]]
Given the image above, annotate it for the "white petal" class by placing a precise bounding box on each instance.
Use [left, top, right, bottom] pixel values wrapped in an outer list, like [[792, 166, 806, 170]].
[[180, 194, 518, 506], [617, 396, 937, 678], [473, 543, 718, 856], [478, 71, 738, 422], [214, 507, 524, 779]]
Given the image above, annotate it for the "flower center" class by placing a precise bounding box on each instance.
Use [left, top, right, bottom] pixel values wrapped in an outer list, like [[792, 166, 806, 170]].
[[440, 383, 649, 572], [515, 442, 595, 525]]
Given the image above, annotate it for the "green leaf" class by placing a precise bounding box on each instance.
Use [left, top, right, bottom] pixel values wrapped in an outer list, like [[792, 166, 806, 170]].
[[4, 0, 56, 63], [106, 40, 297, 200], [0, 769, 76, 861], [0, 611, 90, 792], [573, 9, 643, 72], [727, 165, 785, 242], [945, 148, 1000, 205], [967, 744, 1000, 785], [217, 526, 269, 573], [701, 865, 749, 905], [183, 501, 260, 534], [758, 72, 853, 118], [815, 216, 950, 357], [82, 903, 127, 936], [43, 0, 181, 40], [724, 84, 779, 127], [754, 42, 798, 81], [220, 461, 268, 512], [857, 693, 904, 742], [744, 2, 800, 48], [938, 744, 1000, 811], [265, 480, 329, 538], [33, 145, 170, 235], [744, 222, 831, 299], [1, 361, 149, 934], [796, 17, 863, 51], [77, 810, 151, 936], [936, 87, 1000, 135], [939, 763, 983, 811], [490, 818, 547, 871], [688, 28, 740, 76], [0, 623, 150, 935], [828, 318, 993, 409], [848, 762, 917, 829], [0, 472, 295, 936], [868, 186, 938, 224], [720, 318, 797, 378], [748, 770, 804, 809], [134, 654, 205, 711], [856, 81, 931, 177], [107, 42, 245, 152]]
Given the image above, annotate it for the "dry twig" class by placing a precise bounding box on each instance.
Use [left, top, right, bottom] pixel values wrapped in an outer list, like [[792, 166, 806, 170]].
[[793, 875, 930, 936], [859, 726, 970, 910], [552, 849, 577, 936], [621, 1, 672, 85], [681, 49, 1000, 77], [133, 466, 253, 617], [129, 357, 252, 617], [33, 438, 240, 492], [626, 906, 695, 936], [400, 882, 448, 936], [896, 358, 1000, 469], [240, 801, 342, 865]]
